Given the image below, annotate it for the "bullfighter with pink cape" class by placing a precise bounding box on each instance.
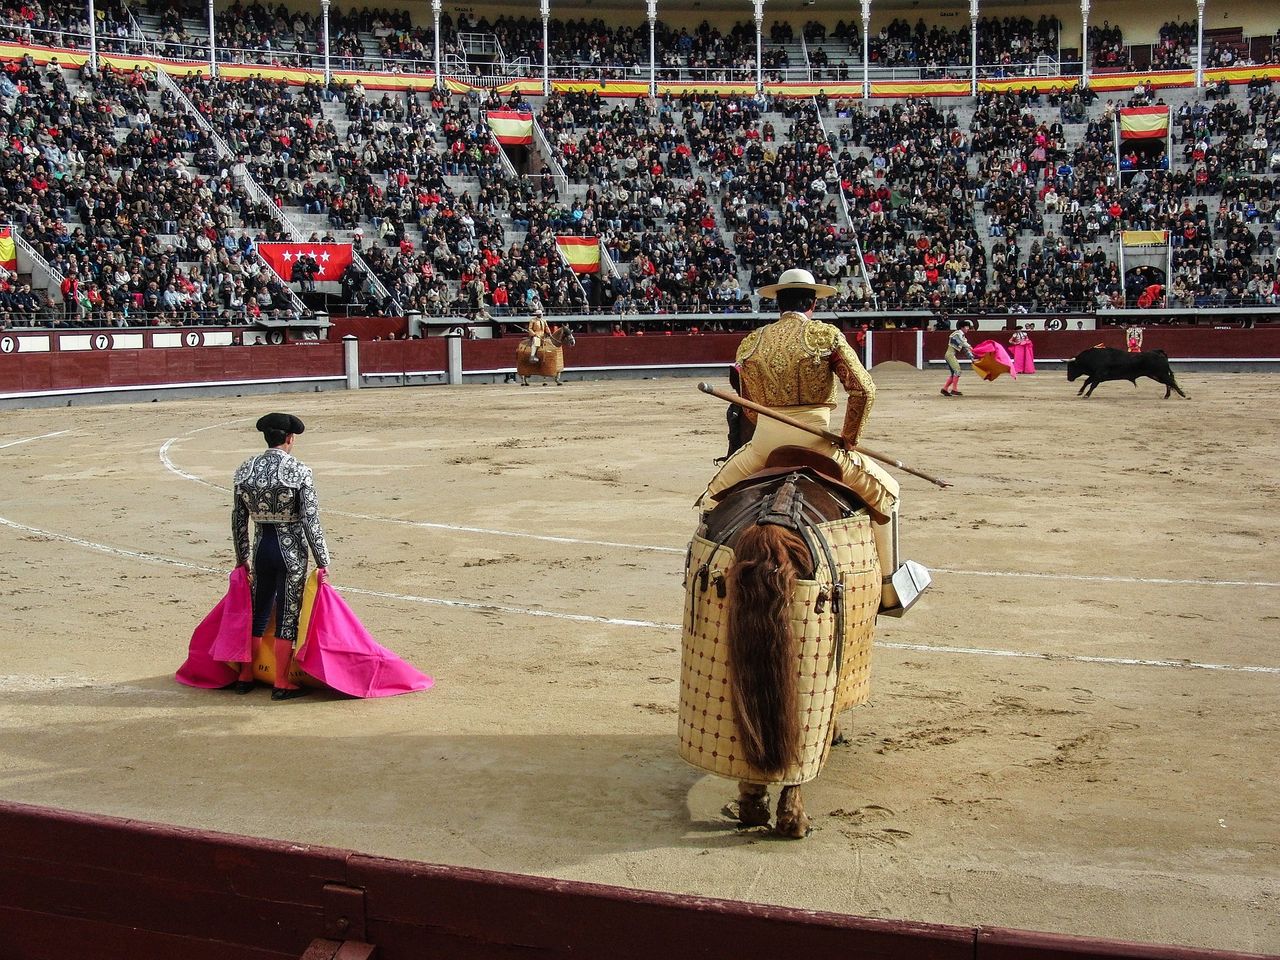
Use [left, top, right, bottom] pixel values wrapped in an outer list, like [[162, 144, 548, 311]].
[[177, 567, 432, 699], [176, 411, 431, 700], [1008, 325, 1036, 374]]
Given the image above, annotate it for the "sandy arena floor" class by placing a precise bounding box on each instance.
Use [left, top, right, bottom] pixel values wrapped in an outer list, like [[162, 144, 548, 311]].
[[0, 366, 1276, 953]]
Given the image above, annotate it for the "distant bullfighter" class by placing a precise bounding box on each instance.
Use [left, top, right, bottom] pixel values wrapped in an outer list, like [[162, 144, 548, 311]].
[[1066, 347, 1187, 399]]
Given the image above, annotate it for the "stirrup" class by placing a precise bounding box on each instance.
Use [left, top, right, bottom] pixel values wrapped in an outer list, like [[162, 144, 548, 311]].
[[879, 560, 932, 618]]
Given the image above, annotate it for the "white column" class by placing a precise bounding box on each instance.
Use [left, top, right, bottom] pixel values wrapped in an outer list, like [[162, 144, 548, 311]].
[[1080, 0, 1090, 89], [207, 0, 216, 77], [969, 0, 978, 97], [647, 0, 657, 99], [87, 0, 98, 71], [432, 0, 442, 91], [540, 0, 550, 96], [343, 335, 360, 389], [860, 0, 871, 100], [1195, 0, 1206, 88], [321, 0, 331, 84], [753, 0, 763, 94]]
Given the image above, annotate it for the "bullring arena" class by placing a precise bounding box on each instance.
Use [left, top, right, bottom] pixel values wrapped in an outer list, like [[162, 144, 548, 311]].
[[4, 0, 1280, 951], [1, 359, 1277, 954]]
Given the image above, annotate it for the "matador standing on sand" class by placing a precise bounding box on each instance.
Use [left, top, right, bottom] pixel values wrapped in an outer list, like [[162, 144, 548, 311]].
[[700, 268, 923, 612]]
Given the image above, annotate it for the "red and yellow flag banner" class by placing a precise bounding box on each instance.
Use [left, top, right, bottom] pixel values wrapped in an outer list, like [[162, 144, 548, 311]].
[[556, 236, 600, 274], [0, 227, 16, 272], [486, 110, 534, 145], [1119, 106, 1169, 140]]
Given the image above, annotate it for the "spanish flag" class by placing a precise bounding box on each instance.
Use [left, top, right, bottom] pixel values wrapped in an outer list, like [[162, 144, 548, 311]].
[[486, 109, 534, 145], [556, 236, 600, 273], [1119, 106, 1169, 140], [0, 227, 16, 273]]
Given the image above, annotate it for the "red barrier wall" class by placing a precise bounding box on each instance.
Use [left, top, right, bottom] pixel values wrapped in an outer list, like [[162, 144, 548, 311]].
[[360, 338, 449, 375], [0, 801, 1268, 960], [463, 333, 743, 371], [0, 344, 344, 395], [5, 329, 1280, 400]]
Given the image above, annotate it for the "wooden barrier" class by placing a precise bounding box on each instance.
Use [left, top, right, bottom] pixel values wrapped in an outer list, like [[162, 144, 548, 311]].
[[4, 329, 1280, 404], [0, 801, 1271, 960], [0, 343, 345, 399]]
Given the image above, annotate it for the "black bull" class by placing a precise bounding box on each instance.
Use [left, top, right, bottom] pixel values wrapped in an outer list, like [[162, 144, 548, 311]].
[[1066, 347, 1188, 399]]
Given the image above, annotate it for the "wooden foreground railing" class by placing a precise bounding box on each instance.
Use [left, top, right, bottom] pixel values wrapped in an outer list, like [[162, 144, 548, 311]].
[[0, 801, 1272, 960]]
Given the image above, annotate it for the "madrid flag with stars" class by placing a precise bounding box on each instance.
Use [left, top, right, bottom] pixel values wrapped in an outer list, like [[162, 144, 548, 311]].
[[256, 243, 354, 283]]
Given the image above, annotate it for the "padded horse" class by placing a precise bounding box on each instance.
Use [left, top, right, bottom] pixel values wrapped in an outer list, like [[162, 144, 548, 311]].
[[678, 447, 882, 838], [515, 326, 576, 385]]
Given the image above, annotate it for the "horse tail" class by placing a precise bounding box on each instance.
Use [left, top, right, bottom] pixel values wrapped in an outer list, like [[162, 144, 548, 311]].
[[726, 523, 810, 778]]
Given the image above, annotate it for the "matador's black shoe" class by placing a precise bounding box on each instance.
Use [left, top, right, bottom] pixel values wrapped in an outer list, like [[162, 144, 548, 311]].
[[270, 686, 312, 701], [234, 681, 255, 695]]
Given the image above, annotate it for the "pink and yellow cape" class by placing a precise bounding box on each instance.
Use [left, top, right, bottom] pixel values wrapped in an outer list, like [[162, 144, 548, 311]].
[[176, 568, 433, 698]]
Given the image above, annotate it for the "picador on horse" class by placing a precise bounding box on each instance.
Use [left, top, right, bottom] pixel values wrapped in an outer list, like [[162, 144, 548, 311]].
[[514, 308, 575, 386], [680, 268, 932, 838]]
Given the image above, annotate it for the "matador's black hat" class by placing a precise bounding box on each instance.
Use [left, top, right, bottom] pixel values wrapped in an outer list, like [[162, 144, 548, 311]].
[[256, 412, 305, 435]]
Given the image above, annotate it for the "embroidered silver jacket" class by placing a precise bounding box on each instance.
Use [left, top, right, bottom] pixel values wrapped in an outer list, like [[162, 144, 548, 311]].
[[231, 448, 331, 568]]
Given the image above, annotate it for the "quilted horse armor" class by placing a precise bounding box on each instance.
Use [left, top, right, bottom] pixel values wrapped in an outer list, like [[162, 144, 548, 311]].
[[678, 454, 882, 786]]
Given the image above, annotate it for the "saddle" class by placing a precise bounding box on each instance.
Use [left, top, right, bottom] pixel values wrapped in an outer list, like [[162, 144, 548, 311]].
[[703, 447, 870, 544]]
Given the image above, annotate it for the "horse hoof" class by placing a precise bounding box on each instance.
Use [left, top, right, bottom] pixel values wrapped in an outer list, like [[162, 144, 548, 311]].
[[726, 798, 772, 828], [774, 813, 812, 839]]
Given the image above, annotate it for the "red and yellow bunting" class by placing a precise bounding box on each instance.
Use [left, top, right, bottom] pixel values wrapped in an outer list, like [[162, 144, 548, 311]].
[[1, 41, 1278, 100]]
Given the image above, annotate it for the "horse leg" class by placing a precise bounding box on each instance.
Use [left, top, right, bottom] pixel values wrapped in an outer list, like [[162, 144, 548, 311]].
[[831, 717, 848, 746], [775, 785, 811, 839], [734, 781, 772, 827]]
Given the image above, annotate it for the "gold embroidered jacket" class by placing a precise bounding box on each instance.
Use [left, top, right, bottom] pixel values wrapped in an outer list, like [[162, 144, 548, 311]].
[[736, 312, 875, 445]]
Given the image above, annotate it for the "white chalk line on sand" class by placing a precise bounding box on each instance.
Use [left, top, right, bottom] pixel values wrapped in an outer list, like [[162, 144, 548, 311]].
[[159, 430, 1280, 590], [1, 430, 70, 449], [1, 512, 1277, 677], [160, 431, 680, 554]]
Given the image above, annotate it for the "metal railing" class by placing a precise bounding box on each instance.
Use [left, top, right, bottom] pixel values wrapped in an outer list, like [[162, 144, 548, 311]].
[[810, 98, 878, 310], [154, 69, 235, 158], [532, 115, 569, 198], [8, 223, 66, 302], [489, 129, 518, 180]]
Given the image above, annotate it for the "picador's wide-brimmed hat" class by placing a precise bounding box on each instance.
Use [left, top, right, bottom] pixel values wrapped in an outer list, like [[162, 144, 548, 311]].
[[756, 267, 837, 300], [256, 412, 305, 435]]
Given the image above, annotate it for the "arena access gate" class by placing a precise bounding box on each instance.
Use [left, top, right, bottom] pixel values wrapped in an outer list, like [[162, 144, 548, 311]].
[[0, 801, 1272, 960]]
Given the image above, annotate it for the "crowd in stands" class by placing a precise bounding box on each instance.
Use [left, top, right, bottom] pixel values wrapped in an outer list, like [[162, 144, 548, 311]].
[[865, 16, 1060, 75], [539, 91, 743, 312], [0, 0, 135, 52], [1, 54, 305, 327]]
